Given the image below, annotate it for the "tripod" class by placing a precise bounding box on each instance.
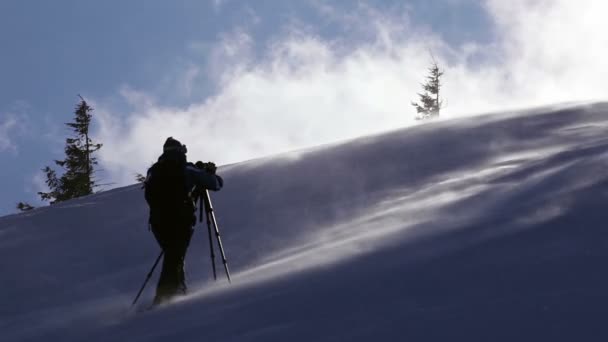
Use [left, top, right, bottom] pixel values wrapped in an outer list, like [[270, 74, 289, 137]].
[[199, 189, 231, 283], [131, 190, 231, 307]]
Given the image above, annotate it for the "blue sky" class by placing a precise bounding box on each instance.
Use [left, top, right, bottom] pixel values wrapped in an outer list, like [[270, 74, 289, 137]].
[[1, 0, 606, 216]]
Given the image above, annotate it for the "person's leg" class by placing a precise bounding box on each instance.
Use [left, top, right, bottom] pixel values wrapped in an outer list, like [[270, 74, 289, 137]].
[[153, 248, 180, 305], [151, 223, 193, 304], [175, 226, 194, 294], [151, 223, 176, 305]]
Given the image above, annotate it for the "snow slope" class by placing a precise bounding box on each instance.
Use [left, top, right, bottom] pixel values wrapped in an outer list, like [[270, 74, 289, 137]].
[[2, 102, 608, 341]]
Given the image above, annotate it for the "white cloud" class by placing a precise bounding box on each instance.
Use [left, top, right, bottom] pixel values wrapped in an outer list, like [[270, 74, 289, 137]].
[[0, 111, 27, 154], [0, 116, 18, 152], [24, 171, 47, 201], [206, 28, 255, 85], [212, 0, 225, 13], [94, 0, 608, 187], [181, 65, 200, 97], [482, 0, 608, 104]]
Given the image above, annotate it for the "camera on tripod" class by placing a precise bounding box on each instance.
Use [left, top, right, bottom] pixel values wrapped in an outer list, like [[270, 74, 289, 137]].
[[195, 161, 217, 175]]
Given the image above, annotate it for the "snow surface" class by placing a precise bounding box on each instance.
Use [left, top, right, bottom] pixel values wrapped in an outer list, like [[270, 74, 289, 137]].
[[2, 102, 608, 341]]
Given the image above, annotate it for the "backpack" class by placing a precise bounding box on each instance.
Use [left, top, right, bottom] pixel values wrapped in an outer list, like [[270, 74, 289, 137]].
[[144, 157, 194, 225]]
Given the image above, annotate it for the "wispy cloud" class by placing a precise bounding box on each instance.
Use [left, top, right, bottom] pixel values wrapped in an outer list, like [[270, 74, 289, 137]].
[[94, 0, 608, 187], [181, 65, 200, 98], [22, 171, 48, 207], [212, 0, 226, 13], [0, 109, 28, 154], [0, 116, 19, 152]]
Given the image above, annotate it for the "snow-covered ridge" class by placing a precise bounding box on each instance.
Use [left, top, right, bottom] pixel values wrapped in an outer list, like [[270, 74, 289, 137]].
[[2, 102, 608, 341]]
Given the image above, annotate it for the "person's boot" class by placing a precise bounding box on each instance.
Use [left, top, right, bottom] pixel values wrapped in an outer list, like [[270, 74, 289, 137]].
[[152, 283, 174, 306]]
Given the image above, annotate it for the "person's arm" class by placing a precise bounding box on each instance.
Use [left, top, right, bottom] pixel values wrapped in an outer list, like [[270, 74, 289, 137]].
[[186, 164, 223, 191]]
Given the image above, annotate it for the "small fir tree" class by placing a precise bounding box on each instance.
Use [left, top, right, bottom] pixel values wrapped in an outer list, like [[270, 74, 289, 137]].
[[16, 202, 35, 211], [411, 59, 444, 120], [135, 173, 146, 183], [38, 96, 103, 204]]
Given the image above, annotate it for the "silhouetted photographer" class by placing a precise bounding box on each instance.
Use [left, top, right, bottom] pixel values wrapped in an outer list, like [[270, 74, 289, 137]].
[[140, 137, 224, 306]]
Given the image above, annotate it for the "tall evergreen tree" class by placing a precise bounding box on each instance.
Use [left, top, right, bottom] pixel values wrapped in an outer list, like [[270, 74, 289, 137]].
[[411, 59, 444, 120], [38, 96, 102, 203]]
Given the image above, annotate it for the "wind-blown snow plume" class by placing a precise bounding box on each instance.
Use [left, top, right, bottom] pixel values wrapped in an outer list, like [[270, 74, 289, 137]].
[[4, 103, 608, 341], [94, 0, 608, 187]]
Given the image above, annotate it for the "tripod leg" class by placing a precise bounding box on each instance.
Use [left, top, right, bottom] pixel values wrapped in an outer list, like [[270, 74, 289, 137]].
[[204, 190, 231, 283], [132, 251, 163, 306], [212, 216, 231, 283], [203, 194, 217, 280]]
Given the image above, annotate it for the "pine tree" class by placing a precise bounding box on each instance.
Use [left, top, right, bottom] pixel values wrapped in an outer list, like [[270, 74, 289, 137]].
[[16, 202, 35, 211], [38, 96, 103, 204], [411, 59, 444, 120], [135, 173, 146, 183]]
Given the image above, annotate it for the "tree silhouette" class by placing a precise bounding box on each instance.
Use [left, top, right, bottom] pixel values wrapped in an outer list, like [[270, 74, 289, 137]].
[[38, 96, 103, 203], [412, 58, 444, 120], [16, 202, 34, 211]]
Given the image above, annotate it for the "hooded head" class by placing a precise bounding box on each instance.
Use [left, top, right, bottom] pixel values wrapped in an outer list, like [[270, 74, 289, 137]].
[[163, 137, 187, 155], [160, 137, 188, 164]]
